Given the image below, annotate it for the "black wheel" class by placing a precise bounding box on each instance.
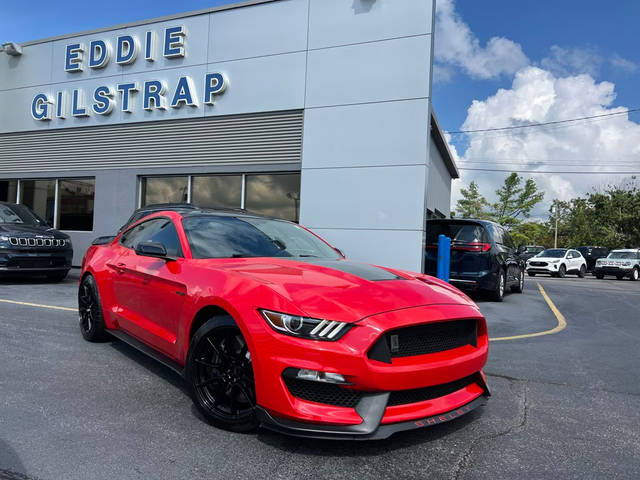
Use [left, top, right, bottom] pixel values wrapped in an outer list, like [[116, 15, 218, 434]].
[[630, 268, 639, 281], [186, 316, 258, 432], [511, 268, 524, 293], [47, 270, 69, 282], [577, 265, 586, 278], [595, 273, 604, 279], [489, 271, 505, 302], [527, 271, 536, 277], [558, 264, 566, 278], [78, 275, 108, 342]]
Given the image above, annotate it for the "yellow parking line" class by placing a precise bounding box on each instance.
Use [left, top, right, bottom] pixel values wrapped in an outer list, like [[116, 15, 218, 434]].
[[0, 298, 77, 312], [490, 282, 567, 341]]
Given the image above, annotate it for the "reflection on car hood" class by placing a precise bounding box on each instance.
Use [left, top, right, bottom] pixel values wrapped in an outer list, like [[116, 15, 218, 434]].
[[0, 223, 68, 238], [213, 258, 476, 322], [528, 256, 564, 262]]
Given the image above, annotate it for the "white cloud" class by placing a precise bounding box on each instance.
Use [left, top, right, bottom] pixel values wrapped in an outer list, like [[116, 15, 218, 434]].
[[434, 0, 529, 81], [452, 66, 640, 217], [540, 45, 602, 77], [610, 54, 638, 73]]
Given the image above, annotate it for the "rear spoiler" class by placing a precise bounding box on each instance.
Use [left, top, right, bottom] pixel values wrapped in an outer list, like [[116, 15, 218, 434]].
[[91, 235, 115, 246]]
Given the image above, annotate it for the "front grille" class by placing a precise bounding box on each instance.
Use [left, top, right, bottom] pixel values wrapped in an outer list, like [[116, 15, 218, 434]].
[[388, 375, 476, 406], [7, 237, 68, 248], [368, 319, 477, 362], [284, 377, 363, 408], [6, 257, 67, 269], [529, 261, 547, 267]]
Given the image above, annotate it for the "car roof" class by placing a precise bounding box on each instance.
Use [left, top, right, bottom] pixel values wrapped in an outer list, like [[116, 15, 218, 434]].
[[427, 218, 500, 227], [610, 248, 640, 253]]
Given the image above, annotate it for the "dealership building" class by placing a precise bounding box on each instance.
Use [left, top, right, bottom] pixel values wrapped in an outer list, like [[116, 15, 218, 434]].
[[0, 0, 456, 271]]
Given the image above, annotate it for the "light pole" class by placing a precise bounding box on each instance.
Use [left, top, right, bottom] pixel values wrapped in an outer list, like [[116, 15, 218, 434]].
[[552, 201, 559, 248]]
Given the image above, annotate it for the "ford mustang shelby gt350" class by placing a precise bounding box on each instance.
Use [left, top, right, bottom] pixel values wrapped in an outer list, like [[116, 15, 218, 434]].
[[79, 209, 489, 439]]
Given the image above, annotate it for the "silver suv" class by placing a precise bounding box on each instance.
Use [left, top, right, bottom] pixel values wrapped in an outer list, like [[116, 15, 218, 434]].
[[594, 249, 640, 281]]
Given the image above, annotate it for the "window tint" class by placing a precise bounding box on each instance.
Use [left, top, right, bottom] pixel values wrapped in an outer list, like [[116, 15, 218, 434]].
[[502, 230, 516, 249], [245, 174, 301, 222], [0, 180, 17, 202], [540, 249, 567, 258], [121, 218, 183, 257], [491, 225, 504, 245], [192, 175, 242, 209], [426, 222, 489, 244], [58, 179, 95, 231], [141, 177, 188, 206]]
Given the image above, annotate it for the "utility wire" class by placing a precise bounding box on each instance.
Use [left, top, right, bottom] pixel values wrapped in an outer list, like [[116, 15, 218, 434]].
[[446, 108, 640, 134]]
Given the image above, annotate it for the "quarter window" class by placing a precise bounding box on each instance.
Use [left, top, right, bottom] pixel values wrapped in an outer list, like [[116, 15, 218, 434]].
[[121, 218, 183, 257]]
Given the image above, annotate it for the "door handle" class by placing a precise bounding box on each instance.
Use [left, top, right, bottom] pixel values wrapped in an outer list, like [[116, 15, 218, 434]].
[[115, 262, 126, 274]]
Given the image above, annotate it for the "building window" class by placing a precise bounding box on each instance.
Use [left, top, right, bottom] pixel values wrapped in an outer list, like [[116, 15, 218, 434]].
[[245, 174, 300, 222], [0, 180, 17, 203], [20, 179, 56, 226], [58, 179, 95, 231], [192, 175, 242, 209], [141, 176, 188, 206]]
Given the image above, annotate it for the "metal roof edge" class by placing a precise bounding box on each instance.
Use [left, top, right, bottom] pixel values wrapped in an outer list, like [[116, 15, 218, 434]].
[[17, 0, 280, 47]]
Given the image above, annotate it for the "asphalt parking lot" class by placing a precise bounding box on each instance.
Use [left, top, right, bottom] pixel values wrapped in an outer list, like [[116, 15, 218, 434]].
[[1, 271, 639, 479]]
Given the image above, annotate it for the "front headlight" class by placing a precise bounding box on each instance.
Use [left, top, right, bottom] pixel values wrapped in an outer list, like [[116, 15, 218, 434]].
[[549, 259, 561, 263], [260, 309, 351, 341]]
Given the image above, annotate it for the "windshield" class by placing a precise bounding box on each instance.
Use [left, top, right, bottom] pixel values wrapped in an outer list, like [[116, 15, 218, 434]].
[[182, 215, 341, 260], [608, 251, 637, 260], [0, 203, 47, 226], [538, 249, 567, 258], [523, 246, 544, 254]]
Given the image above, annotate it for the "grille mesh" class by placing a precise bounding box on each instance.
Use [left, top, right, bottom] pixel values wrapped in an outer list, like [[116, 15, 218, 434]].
[[388, 375, 476, 406], [284, 378, 363, 408], [368, 319, 478, 362]]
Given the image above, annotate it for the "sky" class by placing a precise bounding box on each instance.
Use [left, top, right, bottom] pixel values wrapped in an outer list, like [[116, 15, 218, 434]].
[[2, 0, 639, 217]]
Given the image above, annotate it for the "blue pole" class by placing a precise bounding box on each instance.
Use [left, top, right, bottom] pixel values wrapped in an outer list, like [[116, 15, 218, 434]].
[[437, 234, 451, 282]]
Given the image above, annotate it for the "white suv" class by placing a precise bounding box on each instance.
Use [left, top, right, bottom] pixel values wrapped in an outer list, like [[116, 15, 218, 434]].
[[594, 249, 640, 281], [526, 248, 587, 278]]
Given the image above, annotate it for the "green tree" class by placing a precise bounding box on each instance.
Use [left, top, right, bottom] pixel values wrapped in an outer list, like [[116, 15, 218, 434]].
[[491, 173, 545, 229], [455, 181, 490, 219], [510, 221, 552, 247]]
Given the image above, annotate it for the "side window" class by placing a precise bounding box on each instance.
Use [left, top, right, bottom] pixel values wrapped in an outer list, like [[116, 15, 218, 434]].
[[120, 218, 183, 257], [502, 230, 516, 250], [491, 226, 504, 245]]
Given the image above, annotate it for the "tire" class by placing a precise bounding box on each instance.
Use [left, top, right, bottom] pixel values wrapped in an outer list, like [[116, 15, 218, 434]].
[[186, 316, 258, 433], [595, 273, 604, 279], [511, 268, 525, 293], [577, 265, 586, 278], [47, 270, 69, 282], [490, 271, 505, 302], [630, 268, 639, 281], [78, 275, 109, 342], [558, 264, 566, 278], [527, 271, 536, 277]]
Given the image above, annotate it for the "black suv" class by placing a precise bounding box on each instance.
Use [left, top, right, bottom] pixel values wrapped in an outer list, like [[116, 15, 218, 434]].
[[517, 245, 545, 262], [425, 219, 525, 301], [0, 202, 73, 281], [575, 246, 609, 272]]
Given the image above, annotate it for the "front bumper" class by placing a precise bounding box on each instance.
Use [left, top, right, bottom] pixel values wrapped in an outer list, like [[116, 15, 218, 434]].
[[594, 266, 634, 276], [251, 304, 489, 439], [526, 263, 560, 274], [0, 249, 72, 272], [257, 390, 489, 440]]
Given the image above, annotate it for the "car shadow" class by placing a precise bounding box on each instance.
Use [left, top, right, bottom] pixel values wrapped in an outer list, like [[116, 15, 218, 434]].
[[256, 408, 482, 454], [0, 439, 28, 478], [108, 340, 189, 396]]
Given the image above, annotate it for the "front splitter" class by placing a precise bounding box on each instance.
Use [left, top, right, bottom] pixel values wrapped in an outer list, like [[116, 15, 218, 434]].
[[257, 394, 488, 441]]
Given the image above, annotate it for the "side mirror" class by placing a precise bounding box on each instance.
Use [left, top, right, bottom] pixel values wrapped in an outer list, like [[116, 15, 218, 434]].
[[334, 247, 345, 258], [135, 241, 174, 261]]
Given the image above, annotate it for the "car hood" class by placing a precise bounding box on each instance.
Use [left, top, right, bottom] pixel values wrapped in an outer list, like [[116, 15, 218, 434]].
[[0, 223, 68, 238], [213, 258, 476, 322], [528, 256, 565, 262]]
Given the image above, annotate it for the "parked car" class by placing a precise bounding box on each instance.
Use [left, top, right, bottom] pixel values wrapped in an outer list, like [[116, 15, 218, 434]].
[[0, 202, 73, 281], [526, 248, 587, 278], [575, 246, 609, 272], [594, 249, 640, 280], [425, 219, 525, 302], [79, 209, 490, 439], [516, 245, 545, 262]]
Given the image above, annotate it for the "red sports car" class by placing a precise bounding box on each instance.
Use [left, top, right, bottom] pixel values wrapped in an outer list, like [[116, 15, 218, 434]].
[[79, 209, 490, 439]]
